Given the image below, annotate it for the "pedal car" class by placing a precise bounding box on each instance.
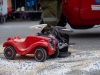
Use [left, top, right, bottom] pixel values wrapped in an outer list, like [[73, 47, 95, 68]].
[[61, 0, 100, 29], [3, 24, 72, 62], [3, 24, 58, 62]]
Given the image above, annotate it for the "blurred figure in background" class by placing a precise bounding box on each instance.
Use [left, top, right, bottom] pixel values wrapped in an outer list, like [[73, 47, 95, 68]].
[[0, 3, 3, 23], [0, 3, 2, 17], [19, 11, 30, 20], [26, 0, 35, 11], [16, 0, 25, 12]]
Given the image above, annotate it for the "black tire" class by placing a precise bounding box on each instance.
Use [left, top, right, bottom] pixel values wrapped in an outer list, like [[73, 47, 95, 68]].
[[50, 47, 59, 58], [4, 46, 16, 60], [59, 34, 69, 52], [20, 55, 26, 56], [34, 47, 47, 62]]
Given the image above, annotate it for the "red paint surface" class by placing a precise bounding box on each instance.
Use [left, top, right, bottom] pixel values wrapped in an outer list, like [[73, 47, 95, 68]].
[[3, 35, 57, 56], [62, 0, 100, 26]]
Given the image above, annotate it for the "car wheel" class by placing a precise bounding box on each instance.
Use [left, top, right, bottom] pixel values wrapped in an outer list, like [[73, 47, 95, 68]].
[[50, 47, 59, 58], [34, 47, 47, 62], [4, 46, 16, 60]]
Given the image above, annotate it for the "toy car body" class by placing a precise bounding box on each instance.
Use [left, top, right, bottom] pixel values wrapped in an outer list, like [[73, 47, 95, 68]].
[[3, 24, 72, 62], [62, 0, 100, 29], [3, 24, 58, 62]]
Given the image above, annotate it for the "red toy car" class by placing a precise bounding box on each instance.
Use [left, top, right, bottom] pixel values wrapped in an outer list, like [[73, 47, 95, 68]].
[[61, 0, 100, 29], [3, 24, 72, 62], [3, 24, 58, 62]]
